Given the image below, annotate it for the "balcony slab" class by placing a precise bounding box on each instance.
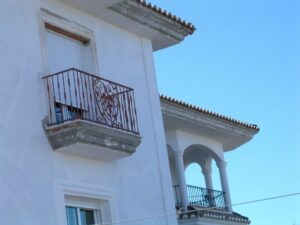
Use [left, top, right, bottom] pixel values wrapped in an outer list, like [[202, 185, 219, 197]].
[[44, 119, 141, 161], [177, 208, 250, 225]]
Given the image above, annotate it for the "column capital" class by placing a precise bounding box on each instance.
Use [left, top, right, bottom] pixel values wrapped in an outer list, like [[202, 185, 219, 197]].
[[202, 167, 213, 190], [174, 149, 184, 158], [202, 167, 212, 176], [216, 161, 227, 169]]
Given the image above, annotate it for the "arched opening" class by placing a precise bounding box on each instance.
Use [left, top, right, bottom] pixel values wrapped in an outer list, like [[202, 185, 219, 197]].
[[182, 144, 226, 209], [184, 160, 222, 191], [185, 163, 205, 187], [211, 160, 222, 191], [166, 143, 227, 210]]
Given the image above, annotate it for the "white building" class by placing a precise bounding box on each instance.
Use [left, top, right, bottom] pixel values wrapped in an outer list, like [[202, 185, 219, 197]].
[[0, 1, 259, 225]]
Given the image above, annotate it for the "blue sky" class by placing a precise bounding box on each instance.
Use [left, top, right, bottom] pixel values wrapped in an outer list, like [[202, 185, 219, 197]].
[[150, 0, 300, 224]]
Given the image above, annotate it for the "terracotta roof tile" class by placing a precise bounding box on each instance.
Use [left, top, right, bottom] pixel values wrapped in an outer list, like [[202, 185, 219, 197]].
[[135, 0, 196, 34], [160, 95, 259, 131]]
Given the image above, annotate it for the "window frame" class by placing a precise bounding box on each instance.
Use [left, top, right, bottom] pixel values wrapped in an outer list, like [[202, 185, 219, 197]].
[[65, 196, 102, 225], [53, 181, 115, 225], [65, 205, 102, 225]]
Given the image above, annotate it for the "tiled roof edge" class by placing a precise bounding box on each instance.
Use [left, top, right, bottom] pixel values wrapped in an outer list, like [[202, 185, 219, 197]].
[[160, 95, 260, 132], [135, 0, 196, 34]]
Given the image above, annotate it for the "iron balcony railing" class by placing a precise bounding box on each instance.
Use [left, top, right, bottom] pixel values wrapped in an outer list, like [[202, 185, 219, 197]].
[[43, 68, 139, 135], [173, 185, 226, 209]]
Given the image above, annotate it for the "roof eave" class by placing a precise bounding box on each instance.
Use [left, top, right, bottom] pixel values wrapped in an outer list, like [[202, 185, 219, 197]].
[[108, 0, 196, 50], [160, 95, 259, 132], [160, 96, 259, 151]]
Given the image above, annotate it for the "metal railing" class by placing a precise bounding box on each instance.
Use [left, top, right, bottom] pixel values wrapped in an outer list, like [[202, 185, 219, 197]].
[[173, 185, 226, 209], [43, 68, 139, 135]]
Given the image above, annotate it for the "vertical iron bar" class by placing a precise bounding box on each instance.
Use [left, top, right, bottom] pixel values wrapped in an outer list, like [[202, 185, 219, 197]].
[[93, 77, 98, 122], [132, 91, 139, 133], [126, 91, 133, 132], [77, 71, 82, 112], [120, 89, 126, 130], [87, 75, 94, 121], [57, 73, 64, 122], [46, 79, 52, 124], [122, 93, 128, 131], [74, 70, 79, 117], [51, 76, 56, 124], [61, 72, 67, 121], [128, 91, 134, 132], [67, 71, 72, 107], [73, 69, 79, 118], [117, 87, 123, 130], [82, 74, 90, 119]]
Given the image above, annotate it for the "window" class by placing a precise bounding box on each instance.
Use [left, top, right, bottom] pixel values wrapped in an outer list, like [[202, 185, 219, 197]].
[[66, 206, 102, 225], [55, 102, 84, 123], [65, 196, 103, 225]]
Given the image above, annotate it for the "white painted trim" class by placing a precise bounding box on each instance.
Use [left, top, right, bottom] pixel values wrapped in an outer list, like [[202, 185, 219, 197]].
[[65, 196, 101, 209], [59, 180, 115, 200], [54, 180, 116, 225]]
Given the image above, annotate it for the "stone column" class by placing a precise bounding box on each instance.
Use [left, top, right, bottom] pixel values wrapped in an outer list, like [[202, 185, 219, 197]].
[[202, 167, 215, 207], [217, 161, 232, 212], [174, 150, 189, 211], [202, 167, 213, 190]]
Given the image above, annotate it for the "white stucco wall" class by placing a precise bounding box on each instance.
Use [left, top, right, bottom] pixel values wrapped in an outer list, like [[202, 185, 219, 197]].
[[0, 1, 176, 225]]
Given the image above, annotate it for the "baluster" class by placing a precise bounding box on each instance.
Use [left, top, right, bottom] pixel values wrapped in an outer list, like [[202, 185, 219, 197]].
[[56, 73, 62, 122], [61, 72, 67, 121], [128, 90, 135, 131], [87, 76, 94, 121], [83, 73, 89, 120], [123, 93, 128, 130], [77, 71, 82, 114], [51, 76, 56, 124], [79, 71, 84, 118], [70, 69, 78, 110], [77, 71, 81, 117], [132, 91, 138, 133], [93, 77, 98, 122], [117, 87, 124, 130], [126, 91, 133, 132], [120, 90, 126, 130], [67, 71, 72, 110], [46, 79, 52, 124]]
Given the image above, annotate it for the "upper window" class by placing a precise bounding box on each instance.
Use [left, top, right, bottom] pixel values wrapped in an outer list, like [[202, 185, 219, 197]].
[[45, 22, 88, 74]]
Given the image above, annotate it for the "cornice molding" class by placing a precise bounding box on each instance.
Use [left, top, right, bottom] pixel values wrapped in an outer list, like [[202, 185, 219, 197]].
[[161, 100, 257, 140], [109, 0, 193, 43]]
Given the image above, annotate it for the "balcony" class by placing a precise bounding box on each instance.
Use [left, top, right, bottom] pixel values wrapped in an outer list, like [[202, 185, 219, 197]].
[[173, 185, 226, 210], [173, 185, 250, 224], [43, 68, 141, 161]]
